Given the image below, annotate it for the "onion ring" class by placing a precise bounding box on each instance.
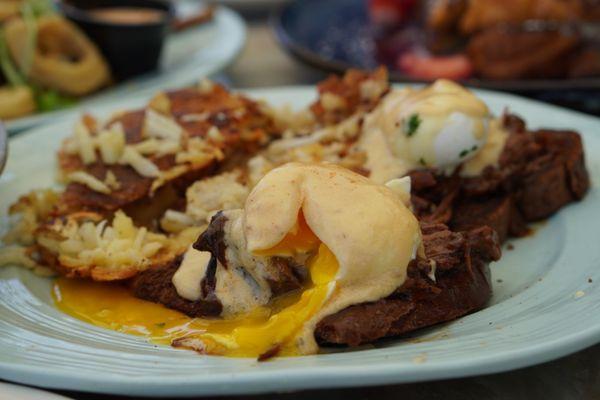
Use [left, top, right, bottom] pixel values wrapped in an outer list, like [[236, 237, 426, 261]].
[[4, 15, 111, 96], [0, 85, 36, 119]]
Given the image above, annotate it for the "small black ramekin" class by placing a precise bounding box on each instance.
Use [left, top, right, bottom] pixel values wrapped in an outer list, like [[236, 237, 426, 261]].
[[59, 0, 174, 81]]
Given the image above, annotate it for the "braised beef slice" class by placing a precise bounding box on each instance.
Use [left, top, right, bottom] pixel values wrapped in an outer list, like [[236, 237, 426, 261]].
[[314, 223, 500, 347], [413, 114, 589, 241], [130, 255, 222, 317], [194, 211, 229, 268], [266, 257, 305, 297], [451, 195, 529, 242]]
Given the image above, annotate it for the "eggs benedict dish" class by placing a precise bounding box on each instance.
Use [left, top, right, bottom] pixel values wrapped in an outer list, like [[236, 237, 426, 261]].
[[51, 162, 500, 358], [145, 162, 421, 356], [0, 68, 589, 360]]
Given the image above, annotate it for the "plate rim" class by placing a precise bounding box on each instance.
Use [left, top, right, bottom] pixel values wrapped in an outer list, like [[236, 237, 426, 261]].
[[1, 86, 599, 396]]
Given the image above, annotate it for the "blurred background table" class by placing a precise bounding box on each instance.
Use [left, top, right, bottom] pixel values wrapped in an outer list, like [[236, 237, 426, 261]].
[[9, 7, 600, 400], [226, 20, 327, 87], [225, 12, 600, 115]]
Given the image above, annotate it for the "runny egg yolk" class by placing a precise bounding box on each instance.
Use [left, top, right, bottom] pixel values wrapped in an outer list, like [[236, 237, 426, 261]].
[[53, 215, 339, 358], [255, 212, 320, 256]]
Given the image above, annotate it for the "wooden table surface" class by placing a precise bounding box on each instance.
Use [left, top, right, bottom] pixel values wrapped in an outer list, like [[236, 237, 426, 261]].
[[6, 15, 600, 400]]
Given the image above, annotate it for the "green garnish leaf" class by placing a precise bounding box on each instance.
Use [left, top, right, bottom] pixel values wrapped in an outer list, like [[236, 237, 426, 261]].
[[34, 88, 76, 112], [26, 0, 56, 17], [419, 157, 427, 166], [155, 322, 166, 328], [0, 29, 26, 86], [20, 1, 38, 77], [405, 113, 421, 137], [459, 145, 479, 159]]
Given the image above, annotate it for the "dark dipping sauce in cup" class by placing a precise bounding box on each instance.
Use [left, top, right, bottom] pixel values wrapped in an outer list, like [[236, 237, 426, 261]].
[[88, 7, 166, 25]]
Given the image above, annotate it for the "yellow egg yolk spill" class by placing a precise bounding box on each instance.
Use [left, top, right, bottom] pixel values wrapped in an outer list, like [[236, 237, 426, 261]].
[[198, 243, 337, 357], [53, 216, 339, 358], [53, 278, 274, 346]]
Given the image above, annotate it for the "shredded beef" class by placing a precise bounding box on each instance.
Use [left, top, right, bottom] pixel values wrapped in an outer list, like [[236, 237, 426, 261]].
[[413, 114, 590, 241], [314, 223, 500, 346], [194, 211, 229, 268], [130, 255, 222, 317]]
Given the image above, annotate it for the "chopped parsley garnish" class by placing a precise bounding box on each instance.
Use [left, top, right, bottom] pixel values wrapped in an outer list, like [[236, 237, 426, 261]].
[[155, 322, 166, 328], [419, 157, 427, 166], [460, 145, 479, 158], [405, 113, 421, 137]]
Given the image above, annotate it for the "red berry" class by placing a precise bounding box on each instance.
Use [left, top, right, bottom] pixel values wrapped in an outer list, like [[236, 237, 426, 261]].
[[368, 0, 417, 26], [398, 51, 473, 80]]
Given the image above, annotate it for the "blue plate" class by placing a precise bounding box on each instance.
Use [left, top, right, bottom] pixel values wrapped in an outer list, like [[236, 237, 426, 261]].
[[272, 0, 600, 92]]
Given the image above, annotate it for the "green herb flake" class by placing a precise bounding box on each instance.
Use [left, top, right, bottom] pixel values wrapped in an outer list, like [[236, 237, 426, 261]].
[[35, 89, 76, 112], [471, 145, 478, 151], [405, 113, 421, 137], [155, 322, 166, 328], [459, 149, 469, 158], [0, 29, 25, 86], [419, 157, 427, 166]]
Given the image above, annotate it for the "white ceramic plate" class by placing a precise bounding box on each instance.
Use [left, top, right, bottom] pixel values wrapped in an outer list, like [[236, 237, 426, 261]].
[[0, 383, 73, 400], [0, 87, 599, 397], [4, 4, 246, 134]]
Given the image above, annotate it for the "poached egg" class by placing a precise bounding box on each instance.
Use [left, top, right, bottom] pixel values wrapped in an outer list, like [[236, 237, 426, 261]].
[[360, 79, 493, 183]]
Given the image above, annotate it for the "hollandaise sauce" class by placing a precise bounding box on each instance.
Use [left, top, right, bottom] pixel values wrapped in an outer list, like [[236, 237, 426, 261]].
[[53, 220, 339, 358]]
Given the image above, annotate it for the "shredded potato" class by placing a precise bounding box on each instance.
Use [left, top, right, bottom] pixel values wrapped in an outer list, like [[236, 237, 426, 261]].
[[3, 189, 59, 246], [67, 171, 111, 194], [186, 171, 249, 224], [0, 245, 55, 277], [36, 211, 199, 281]]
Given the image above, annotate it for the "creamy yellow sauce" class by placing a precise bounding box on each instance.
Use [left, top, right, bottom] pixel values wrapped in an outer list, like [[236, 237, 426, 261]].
[[461, 119, 509, 177]]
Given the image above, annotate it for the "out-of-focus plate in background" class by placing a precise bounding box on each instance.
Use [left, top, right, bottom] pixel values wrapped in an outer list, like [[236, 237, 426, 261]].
[[5, 4, 246, 134], [273, 0, 600, 92]]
